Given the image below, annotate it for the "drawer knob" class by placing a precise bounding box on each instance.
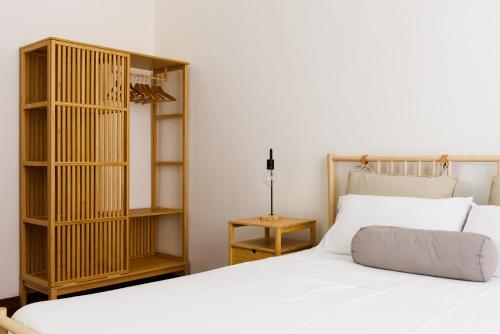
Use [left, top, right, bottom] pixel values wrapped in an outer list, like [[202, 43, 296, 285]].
[[251, 249, 256, 254]]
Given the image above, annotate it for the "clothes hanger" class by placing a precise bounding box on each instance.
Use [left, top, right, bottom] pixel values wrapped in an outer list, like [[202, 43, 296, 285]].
[[129, 73, 176, 104], [141, 83, 166, 101], [152, 85, 176, 101]]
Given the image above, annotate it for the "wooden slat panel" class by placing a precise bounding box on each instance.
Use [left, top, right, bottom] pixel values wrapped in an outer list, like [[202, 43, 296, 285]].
[[22, 41, 130, 291], [54, 219, 126, 284], [48, 42, 129, 286], [54, 165, 125, 222], [129, 217, 154, 258]]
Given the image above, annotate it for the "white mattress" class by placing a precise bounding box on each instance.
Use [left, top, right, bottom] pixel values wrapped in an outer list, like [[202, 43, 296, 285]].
[[14, 249, 500, 334]]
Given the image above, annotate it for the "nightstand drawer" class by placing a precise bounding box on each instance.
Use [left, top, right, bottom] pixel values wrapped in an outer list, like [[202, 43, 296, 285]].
[[231, 247, 273, 264]]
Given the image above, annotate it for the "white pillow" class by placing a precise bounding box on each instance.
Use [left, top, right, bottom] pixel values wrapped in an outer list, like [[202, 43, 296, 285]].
[[463, 203, 500, 276], [318, 194, 473, 255]]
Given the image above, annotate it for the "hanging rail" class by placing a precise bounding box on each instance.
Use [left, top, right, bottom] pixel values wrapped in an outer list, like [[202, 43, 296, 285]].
[[130, 73, 168, 81]]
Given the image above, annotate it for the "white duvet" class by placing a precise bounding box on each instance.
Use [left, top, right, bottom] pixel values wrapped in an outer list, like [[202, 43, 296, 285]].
[[14, 249, 500, 334]]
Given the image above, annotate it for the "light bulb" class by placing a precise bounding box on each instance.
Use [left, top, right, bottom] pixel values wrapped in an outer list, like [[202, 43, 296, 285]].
[[262, 170, 275, 187]]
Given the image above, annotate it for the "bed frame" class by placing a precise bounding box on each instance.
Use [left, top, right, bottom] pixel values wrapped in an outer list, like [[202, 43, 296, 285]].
[[2, 154, 500, 334], [0, 307, 37, 334], [327, 154, 500, 227]]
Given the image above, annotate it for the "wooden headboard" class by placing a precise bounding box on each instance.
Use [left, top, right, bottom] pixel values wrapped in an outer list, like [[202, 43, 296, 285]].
[[327, 154, 500, 227]]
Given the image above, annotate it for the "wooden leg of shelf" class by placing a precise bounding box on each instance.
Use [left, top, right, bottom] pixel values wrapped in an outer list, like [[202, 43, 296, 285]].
[[183, 264, 190, 275], [264, 227, 270, 240], [310, 224, 316, 246], [275, 228, 282, 256], [228, 223, 234, 265], [19, 283, 27, 307], [48, 289, 57, 301]]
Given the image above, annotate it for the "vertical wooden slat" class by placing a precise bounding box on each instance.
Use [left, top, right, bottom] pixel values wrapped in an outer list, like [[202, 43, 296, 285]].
[[76, 109, 81, 220], [76, 223, 80, 279], [113, 112, 117, 216], [152, 216, 157, 254], [95, 111, 100, 217], [182, 65, 189, 266], [82, 223, 86, 277], [71, 221, 76, 279], [119, 220, 123, 269], [48, 40, 56, 286], [90, 220, 94, 277], [124, 56, 130, 272], [66, 224, 71, 280], [151, 102, 157, 208], [76, 48, 81, 105], [71, 46, 76, 104], [111, 55, 115, 108], [104, 219, 108, 273], [119, 56, 124, 108], [112, 220, 117, 271], [57, 224, 61, 282], [90, 51, 95, 105]]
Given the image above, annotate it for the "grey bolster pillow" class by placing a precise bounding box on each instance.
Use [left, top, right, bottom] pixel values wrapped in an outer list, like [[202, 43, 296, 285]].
[[351, 226, 498, 282]]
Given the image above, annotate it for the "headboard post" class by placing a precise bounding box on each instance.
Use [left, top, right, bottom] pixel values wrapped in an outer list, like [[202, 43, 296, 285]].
[[327, 154, 335, 228]]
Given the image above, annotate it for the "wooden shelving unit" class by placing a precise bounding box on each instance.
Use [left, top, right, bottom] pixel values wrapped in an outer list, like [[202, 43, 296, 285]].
[[20, 37, 189, 303], [228, 218, 316, 265]]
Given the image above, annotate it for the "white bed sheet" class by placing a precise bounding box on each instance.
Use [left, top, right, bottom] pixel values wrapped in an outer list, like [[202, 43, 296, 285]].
[[14, 249, 500, 334]]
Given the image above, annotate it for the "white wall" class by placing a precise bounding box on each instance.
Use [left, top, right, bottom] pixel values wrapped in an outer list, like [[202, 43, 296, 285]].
[[0, 0, 155, 299], [3, 0, 500, 299], [154, 0, 500, 273]]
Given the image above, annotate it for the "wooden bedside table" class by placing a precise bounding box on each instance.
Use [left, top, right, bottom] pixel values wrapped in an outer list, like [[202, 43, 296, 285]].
[[228, 217, 316, 265]]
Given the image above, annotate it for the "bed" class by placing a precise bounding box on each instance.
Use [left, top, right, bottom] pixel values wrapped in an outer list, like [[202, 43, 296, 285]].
[[3, 154, 500, 334], [10, 249, 500, 334]]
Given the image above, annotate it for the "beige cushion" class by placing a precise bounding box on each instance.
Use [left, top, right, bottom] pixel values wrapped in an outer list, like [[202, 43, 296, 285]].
[[489, 176, 500, 205], [352, 226, 497, 282], [346, 169, 456, 198]]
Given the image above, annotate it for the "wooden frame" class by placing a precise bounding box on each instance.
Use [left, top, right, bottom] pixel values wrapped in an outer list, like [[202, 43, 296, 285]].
[[0, 308, 38, 334], [19, 37, 189, 304], [327, 154, 500, 227]]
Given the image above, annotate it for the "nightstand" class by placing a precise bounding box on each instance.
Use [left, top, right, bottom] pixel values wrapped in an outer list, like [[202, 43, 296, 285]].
[[228, 217, 316, 265]]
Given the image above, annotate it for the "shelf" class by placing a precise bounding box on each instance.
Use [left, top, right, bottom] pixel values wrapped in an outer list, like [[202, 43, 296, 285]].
[[23, 161, 48, 167], [129, 52, 188, 70], [129, 254, 185, 276], [24, 101, 48, 110], [157, 113, 183, 120], [232, 237, 313, 254], [23, 217, 48, 227], [129, 207, 182, 218], [28, 255, 186, 297], [24, 272, 49, 290], [156, 161, 183, 166]]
